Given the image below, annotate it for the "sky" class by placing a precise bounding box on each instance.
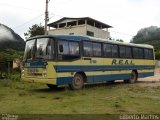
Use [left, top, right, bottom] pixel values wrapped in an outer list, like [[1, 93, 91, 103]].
[[0, 0, 160, 42]]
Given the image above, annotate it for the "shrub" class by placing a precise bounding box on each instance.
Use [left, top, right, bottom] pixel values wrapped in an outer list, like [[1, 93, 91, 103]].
[[155, 52, 160, 60]]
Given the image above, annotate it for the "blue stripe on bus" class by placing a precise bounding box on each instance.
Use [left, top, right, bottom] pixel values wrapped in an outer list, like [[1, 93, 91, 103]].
[[54, 65, 155, 72], [56, 72, 154, 85]]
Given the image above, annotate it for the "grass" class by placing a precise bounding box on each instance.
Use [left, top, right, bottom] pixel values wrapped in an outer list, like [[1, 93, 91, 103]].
[[0, 79, 160, 114]]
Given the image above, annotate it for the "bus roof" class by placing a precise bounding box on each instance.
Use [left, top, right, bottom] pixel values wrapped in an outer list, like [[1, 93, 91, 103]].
[[27, 35, 154, 49]]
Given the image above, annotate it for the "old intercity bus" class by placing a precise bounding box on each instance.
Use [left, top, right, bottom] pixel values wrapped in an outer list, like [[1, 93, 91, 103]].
[[21, 35, 155, 90]]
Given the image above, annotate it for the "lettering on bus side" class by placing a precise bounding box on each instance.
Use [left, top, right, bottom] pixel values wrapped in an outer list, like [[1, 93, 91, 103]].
[[112, 59, 134, 65]]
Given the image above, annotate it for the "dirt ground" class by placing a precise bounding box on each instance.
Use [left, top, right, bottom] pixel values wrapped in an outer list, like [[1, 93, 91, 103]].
[[138, 68, 160, 86]]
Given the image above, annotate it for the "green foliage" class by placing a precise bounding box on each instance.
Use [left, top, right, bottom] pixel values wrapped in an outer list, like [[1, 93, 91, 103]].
[[0, 49, 22, 78], [155, 52, 160, 60], [24, 23, 44, 38], [0, 49, 22, 62], [0, 80, 160, 114], [131, 26, 160, 51]]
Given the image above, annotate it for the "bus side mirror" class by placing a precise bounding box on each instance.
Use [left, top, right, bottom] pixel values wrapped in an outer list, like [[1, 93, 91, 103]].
[[59, 45, 63, 53]]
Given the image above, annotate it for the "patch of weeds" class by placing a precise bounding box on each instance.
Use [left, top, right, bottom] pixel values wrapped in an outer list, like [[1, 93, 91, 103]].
[[0, 80, 12, 87], [15, 85, 25, 90], [39, 96, 47, 99], [0, 94, 6, 100], [114, 101, 122, 108], [62, 105, 67, 108], [18, 91, 28, 97], [72, 109, 78, 113], [53, 96, 63, 100], [128, 86, 147, 93], [62, 90, 77, 97], [117, 109, 127, 113], [79, 90, 87, 96], [133, 102, 140, 105], [118, 98, 126, 103]]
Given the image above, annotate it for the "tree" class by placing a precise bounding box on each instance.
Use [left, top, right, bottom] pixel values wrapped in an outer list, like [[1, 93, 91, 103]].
[[0, 49, 22, 62], [131, 26, 160, 43], [24, 23, 44, 39], [131, 26, 160, 51]]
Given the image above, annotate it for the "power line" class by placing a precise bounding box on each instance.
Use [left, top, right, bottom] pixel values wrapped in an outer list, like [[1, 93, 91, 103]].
[[109, 30, 134, 37], [0, 3, 42, 13], [0, 2, 135, 38], [0, 13, 44, 36], [13, 14, 44, 30]]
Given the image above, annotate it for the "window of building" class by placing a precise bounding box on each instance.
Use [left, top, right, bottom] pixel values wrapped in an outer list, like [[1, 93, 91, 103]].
[[59, 23, 66, 28], [69, 33, 74, 35], [87, 20, 94, 26], [78, 20, 85, 25], [67, 21, 77, 27], [87, 31, 94, 37]]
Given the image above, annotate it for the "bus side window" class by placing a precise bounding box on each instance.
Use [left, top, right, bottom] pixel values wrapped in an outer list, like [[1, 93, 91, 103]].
[[58, 41, 69, 55], [93, 42, 102, 57], [149, 49, 154, 60], [119, 45, 126, 58], [144, 49, 154, 60], [133, 47, 138, 59], [69, 42, 80, 55], [133, 47, 144, 59], [83, 42, 93, 57], [103, 44, 112, 58], [59, 45, 63, 53], [138, 48, 144, 59], [112, 45, 118, 58], [126, 46, 132, 58], [144, 49, 149, 59]]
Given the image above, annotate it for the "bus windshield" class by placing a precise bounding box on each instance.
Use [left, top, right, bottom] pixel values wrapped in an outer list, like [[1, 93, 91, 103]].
[[23, 38, 52, 61]]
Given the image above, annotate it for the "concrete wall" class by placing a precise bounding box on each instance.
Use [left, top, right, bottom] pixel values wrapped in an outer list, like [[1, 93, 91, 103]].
[[48, 25, 86, 36], [48, 24, 110, 39], [86, 25, 110, 39]]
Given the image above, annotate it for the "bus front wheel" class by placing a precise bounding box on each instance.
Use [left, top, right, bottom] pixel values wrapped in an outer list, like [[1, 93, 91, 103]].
[[69, 73, 84, 90]]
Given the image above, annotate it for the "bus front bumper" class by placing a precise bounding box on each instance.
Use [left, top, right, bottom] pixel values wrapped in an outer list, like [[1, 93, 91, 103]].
[[22, 77, 57, 85]]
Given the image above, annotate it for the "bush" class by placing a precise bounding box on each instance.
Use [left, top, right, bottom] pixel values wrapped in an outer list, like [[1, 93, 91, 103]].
[[155, 52, 160, 60]]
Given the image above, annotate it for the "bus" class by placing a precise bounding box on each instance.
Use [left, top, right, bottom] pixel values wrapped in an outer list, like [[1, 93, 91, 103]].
[[21, 35, 155, 90]]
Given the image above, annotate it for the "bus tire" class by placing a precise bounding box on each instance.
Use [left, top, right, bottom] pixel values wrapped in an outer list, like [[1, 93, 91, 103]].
[[69, 73, 84, 90], [47, 84, 58, 90], [129, 71, 137, 83]]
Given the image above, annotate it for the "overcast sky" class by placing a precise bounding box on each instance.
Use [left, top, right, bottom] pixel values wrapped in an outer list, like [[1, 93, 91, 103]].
[[0, 0, 160, 42]]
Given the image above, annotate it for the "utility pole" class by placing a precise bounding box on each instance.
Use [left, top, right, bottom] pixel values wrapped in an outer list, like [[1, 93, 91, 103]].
[[45, 0, 50, 35]]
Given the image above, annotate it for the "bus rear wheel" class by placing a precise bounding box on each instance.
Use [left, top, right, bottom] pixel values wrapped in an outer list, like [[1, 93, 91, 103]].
[[124, 71, 137, 83], [47, 84, 58, 90], [69, 73, 84, 90]]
